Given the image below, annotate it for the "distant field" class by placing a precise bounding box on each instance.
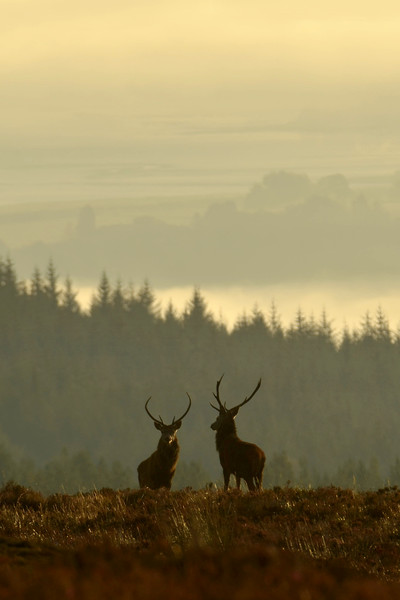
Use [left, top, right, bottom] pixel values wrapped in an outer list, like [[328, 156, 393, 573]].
[[1, 484, 400, 598]]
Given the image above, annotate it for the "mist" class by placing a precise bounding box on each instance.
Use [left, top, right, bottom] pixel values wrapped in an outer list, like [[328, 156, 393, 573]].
[[2, 0, 400, 492], [72, 281, 400, 334], [2, 168, 400, 328], [2, 0, 400, 180]]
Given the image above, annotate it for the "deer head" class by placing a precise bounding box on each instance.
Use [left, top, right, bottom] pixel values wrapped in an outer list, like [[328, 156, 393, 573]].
[[210, 374, 261, 430], [145, 394, 192, 444]]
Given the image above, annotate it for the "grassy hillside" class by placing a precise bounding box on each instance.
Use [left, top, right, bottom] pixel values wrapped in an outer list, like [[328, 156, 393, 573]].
[[1, 484, 400, 597]]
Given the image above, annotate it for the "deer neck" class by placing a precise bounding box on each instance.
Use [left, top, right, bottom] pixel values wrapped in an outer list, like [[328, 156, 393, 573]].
[[157, 438, 179, 462], [215, 419, 238, 452]]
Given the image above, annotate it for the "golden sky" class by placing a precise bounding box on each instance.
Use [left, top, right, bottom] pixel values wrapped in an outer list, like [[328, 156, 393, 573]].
[[2, 0, 400, 152]]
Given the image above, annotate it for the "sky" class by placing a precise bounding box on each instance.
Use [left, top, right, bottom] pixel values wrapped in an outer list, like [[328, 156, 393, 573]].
[[2, 0, 400, 167], [2, 0, 400, 328], [4, 0, 400, 480]]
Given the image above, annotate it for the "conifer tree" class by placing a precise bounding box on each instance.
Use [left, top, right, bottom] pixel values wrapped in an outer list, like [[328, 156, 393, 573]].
[[375, 305, 391, 343], [183, 287, 215, 329], [162, 301, 182, 336], [44, 259, 60, 307], [318, 309, 335, 344], [112, 279, 126, 313], [249, 305, 268, 331], [0, 257, 18, 294], [0, 257, 19, 320], [137, 280, 159, 318], [359, 310, 374, 341], [91, 271, 112, 314], [288, 307, 307, 337], [30, 267, 44, 297], [268, 300, 283, 337], [61, 276, 80, 314]]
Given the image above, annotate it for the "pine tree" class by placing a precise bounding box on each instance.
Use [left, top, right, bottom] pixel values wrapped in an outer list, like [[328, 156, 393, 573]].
[[183, 287, 215, 329], [162, 301, 182, 337], [44, 259, 60, 308], [374, 306, 391, 343], [137, 280, 159, 318], [0, 257, 18, 293], [249, 305, 268, 331], [30, 267, 44, 297], [0, 257, 19, 318], [359, 310, 374, 341], [61, 276, 80, 314], [112, 279, 126, 313], [268, 300, 283, 337], [91, 271, 112, 314], [288, 308, 307, 337], [318, 309, 335, 344]]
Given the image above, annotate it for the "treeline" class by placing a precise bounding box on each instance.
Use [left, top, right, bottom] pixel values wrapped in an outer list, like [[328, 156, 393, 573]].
[[1, 443, 400, 494], [1, 257, 400, 491]]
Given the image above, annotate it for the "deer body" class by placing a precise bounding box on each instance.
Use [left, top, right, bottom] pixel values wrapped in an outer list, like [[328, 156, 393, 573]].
[[210, 376, 265, 491], [137, 394, 191, 490], [138, 434, 180, 490]]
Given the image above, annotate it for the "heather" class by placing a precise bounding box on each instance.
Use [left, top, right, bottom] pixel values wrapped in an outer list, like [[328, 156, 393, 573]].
[[1, 484, 400, 598]]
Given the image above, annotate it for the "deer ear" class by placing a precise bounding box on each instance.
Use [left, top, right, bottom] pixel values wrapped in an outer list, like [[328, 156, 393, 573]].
[[230, 407, 240, 418], [154, 422, 163, 431], [174, 420, 182, 430]]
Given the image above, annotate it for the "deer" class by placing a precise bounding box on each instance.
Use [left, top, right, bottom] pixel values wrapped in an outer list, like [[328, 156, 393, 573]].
[[137, 393, 192, 489], [210, 375, 265, 491]]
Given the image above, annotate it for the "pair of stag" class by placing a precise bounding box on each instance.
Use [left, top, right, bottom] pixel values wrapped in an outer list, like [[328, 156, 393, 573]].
[[137, 376, 265, 491]]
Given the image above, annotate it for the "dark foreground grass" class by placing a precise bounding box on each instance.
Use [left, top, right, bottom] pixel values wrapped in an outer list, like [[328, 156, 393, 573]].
[[1, 484, 400, 598]]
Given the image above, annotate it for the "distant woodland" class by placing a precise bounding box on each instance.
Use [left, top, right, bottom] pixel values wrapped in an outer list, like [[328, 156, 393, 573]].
[[1, 257, 400, 493], [3, 170, 400, 285]]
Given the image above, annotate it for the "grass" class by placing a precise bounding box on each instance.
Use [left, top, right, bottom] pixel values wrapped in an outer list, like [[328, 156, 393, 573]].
[[1, 483, 400, 597]]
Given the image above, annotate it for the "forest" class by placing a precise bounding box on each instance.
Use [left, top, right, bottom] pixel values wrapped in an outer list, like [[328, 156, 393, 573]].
[[1, 256, 400, 493]]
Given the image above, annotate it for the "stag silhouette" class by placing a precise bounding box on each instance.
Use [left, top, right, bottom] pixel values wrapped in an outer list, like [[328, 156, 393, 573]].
[[137, 394, 192, 489], [210, 375, 265, 491]]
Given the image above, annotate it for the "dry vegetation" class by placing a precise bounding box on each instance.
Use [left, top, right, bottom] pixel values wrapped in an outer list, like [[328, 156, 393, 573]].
[[1, 485, 400, 597]]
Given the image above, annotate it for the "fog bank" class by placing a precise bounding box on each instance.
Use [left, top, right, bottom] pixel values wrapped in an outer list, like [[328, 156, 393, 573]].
[[76, 281, 400, 333]]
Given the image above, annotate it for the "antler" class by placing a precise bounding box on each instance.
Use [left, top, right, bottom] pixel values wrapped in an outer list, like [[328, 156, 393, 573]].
[[230, 378, 262, 412], [144, 397, 164, 425], [210, 374, 225, 411], [172, 393, 192, 423], [146, 394, 192, 425]]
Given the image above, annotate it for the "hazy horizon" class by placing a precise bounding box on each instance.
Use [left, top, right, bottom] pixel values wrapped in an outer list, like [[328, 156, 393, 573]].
[[74, 280, 400, 334], [3, 1, 400, 499], [2, 1, 400, 204], [2, 1, 400, 329]]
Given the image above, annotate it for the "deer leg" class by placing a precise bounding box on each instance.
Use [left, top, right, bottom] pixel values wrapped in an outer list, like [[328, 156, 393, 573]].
[[257, 467, 264, 490], [223, 470, 231, 490], [245, 478, 256, 492]]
